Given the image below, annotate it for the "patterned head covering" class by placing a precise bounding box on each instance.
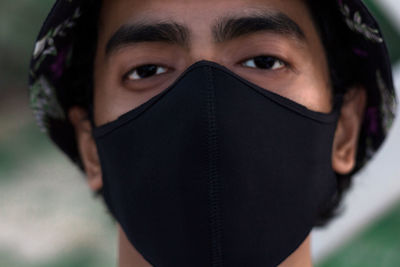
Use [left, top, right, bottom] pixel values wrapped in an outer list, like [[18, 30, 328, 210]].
[[29, 0, 397, 183]]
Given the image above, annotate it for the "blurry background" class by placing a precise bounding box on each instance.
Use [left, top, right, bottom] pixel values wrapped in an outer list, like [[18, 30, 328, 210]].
[[0, 0, 399, 266]]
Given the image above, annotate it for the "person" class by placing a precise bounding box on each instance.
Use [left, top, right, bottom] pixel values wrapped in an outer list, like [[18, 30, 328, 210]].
[[28, 0, 397, 266]]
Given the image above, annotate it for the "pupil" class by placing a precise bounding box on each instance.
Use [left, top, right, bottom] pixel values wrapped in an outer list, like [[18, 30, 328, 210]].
[[137, 65, 157, 78], [254, 56, 275, 69]]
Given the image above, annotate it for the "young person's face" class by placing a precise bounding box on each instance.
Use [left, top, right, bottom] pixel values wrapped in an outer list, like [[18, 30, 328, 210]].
[[69, 0, 366, 265], [93, 0, 335, 126]]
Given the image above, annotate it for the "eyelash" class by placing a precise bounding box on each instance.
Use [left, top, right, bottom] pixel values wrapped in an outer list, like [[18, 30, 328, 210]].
[[240, 55, 288, 71], [123, 64, 170, 81], [123, 55, 288, 81]]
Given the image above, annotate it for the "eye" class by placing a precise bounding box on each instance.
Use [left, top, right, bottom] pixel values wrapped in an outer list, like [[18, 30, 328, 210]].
[[241, 56, 286, 70], [125, 64, 168, 81]]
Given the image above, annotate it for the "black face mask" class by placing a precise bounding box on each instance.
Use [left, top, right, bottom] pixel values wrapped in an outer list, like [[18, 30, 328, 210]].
[[92, 60, 343, 267]]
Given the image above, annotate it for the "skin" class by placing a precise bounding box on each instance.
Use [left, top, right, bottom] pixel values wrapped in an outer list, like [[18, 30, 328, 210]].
[[68, 0, 368, 266]]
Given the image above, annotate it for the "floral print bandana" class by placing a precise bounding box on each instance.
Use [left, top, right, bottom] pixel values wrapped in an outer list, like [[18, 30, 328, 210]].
[[29, 0, 398, 175]]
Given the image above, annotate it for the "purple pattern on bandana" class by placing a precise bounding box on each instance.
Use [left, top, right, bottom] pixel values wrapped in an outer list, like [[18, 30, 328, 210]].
[[353, 48, 368, 57], [51, 48, 68, 79]]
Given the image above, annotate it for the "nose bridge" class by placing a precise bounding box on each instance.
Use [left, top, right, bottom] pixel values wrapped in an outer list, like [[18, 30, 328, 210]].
[[187, 46, 220, 65], [183, 26, 228, 67]]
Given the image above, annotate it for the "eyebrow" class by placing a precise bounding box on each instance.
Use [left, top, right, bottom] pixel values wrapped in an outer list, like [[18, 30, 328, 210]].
[[213, 12, 306, 43], [105, 12, 306, 56], [105, 22, 189, 55]]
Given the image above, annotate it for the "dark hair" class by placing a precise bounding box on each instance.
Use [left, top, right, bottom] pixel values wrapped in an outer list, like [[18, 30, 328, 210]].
[[61, 0, 103, 196], [306, 0, 369, 227], [66, 0, 368, 227]]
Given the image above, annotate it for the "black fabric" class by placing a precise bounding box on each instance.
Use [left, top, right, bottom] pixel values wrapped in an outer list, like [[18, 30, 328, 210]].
[[92, 60, 343, 267]]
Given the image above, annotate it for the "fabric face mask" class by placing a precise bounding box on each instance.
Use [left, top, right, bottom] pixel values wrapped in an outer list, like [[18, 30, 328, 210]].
[[92, 60, 343, 267]]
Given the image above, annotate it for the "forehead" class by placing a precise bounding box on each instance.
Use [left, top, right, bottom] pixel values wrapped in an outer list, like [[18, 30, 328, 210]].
[[98, 0, 316, 45]]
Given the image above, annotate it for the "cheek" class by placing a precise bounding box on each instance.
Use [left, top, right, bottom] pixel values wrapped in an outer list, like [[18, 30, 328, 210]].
[[291, 74, 332, 113], [304, 46, 333, 112], [233, 66, 332, 114], [93, 63, 179, 127], [93, 64, 130, 126], [284, 48, 332, 113]]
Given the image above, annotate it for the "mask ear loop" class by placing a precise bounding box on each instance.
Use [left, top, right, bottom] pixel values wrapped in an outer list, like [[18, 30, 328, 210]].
[[334, 92, 345, 112], [329, 87, 345, 116], [85, 101, 105, 198], [87, 102, 96, 131]]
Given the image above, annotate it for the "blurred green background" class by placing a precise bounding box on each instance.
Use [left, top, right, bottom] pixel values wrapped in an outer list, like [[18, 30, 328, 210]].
[[0, 0, 399, 267]]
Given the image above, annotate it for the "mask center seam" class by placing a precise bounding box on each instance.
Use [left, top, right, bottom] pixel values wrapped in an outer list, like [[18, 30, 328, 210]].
[[205, 66, 224, 267]]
